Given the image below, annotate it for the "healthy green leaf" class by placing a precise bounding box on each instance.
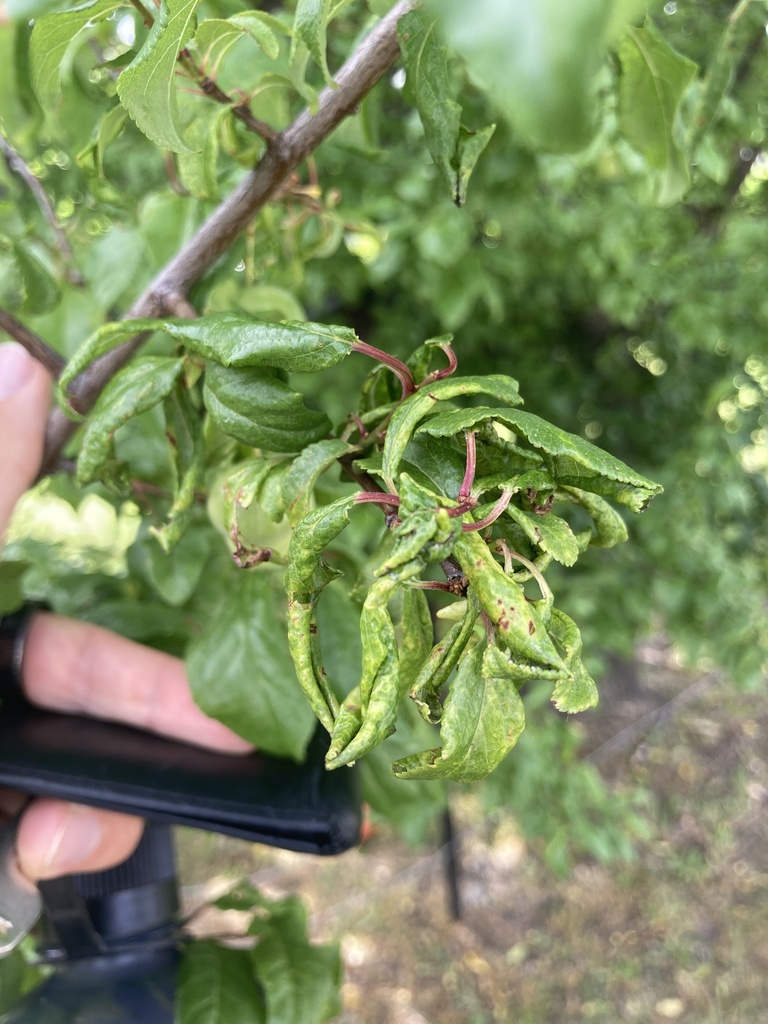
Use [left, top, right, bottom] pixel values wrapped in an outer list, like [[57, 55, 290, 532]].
[[617, 22, 698, 205], [489, 409, 663, 513], [117, 0, 201, 153], [401, 435, 466, 497], [0, 560, 27, 614], [392, 640, 525, 782], [12, 241, 60, 314], [249, 898, 341, 1024], [176, 940, 266, 1024], [292, 0, 333, 86], [80, 600, 192, 645], [398, 10, 461, 200], [426, 0, 645, 152], [203, 364, 331, 453], [192, 12, 280, 78], [177, 107, 224, 201], [30, 0, 123, 111], [77, 357, 184, 485], [382, 374, 522, 489], [128, 525, 211, 607], [187, 570, 316, 759]]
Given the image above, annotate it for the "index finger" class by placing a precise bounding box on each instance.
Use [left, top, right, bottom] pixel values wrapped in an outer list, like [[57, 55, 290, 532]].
[[23, 612, 253, 754], [0, 344, 51, 540]]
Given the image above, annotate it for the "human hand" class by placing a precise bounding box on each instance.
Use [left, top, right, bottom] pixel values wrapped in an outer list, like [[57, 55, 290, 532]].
[[0, 342, 252, 882]]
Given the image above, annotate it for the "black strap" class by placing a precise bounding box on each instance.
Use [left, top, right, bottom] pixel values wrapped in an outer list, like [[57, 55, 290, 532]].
[[37, 876, 107, 960]]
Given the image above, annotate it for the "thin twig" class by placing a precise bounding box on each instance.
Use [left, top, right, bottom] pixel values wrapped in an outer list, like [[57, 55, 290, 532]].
[[179, 51, 277, 143], [43, 0, 415, 471], [129, 0, 276, 141], [0, 133, 83, 287], [0, 307, 65, 378]]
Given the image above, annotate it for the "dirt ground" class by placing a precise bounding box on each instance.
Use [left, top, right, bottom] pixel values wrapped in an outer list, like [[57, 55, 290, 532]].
[[177, 644, 768, 1024]]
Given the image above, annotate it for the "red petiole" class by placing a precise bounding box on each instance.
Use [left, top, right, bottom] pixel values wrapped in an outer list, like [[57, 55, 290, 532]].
[[461, 487, 514, 532], [351, 341, 416, 398]]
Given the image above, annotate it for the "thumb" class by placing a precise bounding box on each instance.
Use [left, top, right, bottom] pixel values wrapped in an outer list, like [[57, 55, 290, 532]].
[[17, 800, 144, 881], [0, 344, 52, 540]]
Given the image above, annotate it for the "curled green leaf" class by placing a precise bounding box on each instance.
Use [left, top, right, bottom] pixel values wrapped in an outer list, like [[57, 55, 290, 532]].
[[281, 439, 352, 527], [409, 593, 479, 724], [392, 640, 525, 782], [559, 486, 629, 548], [77, 357, 184, 486], [382, 374, 521, 489], [548, 608, 599, 713], [452, 531, 563, 670], [488, 409, 663, 512], [151, 383, 205, 553], [505, 505, 579, 567], [203, 364, 331, 453], [165, 316, 357, 372], [397, 587, 434, 694]]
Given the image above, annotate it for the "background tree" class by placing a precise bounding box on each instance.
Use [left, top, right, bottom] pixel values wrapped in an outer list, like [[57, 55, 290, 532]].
[[1, 0, 766, 1018]]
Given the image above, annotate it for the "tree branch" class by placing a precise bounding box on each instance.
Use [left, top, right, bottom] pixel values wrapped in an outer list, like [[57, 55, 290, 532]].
[[42, 0, 414, 472], [0, 308, 65, 378], [0, 132, 84, 287]]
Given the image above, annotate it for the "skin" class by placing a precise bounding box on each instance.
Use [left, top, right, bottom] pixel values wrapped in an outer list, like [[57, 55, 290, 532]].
[[0, 343, 252, 882]]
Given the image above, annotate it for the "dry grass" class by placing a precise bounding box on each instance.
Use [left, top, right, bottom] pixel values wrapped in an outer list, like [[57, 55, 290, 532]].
[[177, 653, 768, 1024]]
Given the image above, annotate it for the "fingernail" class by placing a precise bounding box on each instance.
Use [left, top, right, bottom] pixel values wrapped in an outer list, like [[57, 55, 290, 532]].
[[0, 344, 35, 401], [42, 805, 103, 875]]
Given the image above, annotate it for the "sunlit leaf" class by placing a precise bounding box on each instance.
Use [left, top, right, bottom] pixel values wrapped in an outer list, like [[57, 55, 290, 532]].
[[426, 0, 645, 152], [617, 22, 697, 205], [117, 0, 201, 153], [30, 0, 123, 111], [292, 0, 333, 86]]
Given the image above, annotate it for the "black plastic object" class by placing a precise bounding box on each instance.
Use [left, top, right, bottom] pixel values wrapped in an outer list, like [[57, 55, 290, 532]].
[[6, 823, 180, 1023], [0, 606, 361, 1023], [0, 609, 361, 855]]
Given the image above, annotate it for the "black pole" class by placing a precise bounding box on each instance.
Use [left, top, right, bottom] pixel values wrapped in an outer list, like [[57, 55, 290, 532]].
[[441, 804, 462, 921]]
